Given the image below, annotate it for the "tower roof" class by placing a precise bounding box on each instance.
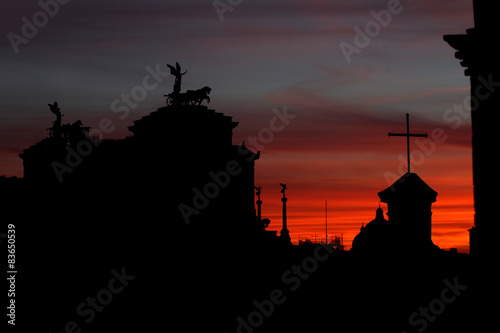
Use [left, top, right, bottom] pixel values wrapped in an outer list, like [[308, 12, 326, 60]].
[[378, 172, 437, 203]]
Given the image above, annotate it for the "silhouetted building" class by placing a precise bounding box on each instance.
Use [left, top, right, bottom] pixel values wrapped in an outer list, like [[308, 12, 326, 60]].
[[18, 103, 260, 241], [444, 0, 500, 257], [352, 205, 390, 252], [127, 104, 259, 233], [19, 123, 92, 185], [352, 173, 439, 253]]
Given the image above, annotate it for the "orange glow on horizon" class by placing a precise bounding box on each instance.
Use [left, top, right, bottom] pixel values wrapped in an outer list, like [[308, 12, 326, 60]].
[[255, 152, 473, 254], [260, 196, 472, 253]]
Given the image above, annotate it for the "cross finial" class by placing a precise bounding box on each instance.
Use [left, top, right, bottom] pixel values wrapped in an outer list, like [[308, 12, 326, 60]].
[[388, 113, 428, 173]]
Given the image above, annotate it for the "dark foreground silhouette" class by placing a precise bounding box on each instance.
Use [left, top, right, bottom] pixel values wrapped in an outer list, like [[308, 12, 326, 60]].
[[3, 1, 500, 324], [0, 100, 491, 333]]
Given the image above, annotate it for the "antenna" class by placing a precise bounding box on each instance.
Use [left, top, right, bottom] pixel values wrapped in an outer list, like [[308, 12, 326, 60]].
[[325, 200, 328, 244]]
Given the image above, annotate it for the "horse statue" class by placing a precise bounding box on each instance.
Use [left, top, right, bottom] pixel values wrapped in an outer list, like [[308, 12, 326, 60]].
[[185, 86, 211, 105], [165, 86, 211, 106], [59, 120, 83, 140]]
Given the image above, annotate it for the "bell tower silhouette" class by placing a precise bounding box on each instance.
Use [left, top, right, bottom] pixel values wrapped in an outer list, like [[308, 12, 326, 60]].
[[379, 173, 438, 251]]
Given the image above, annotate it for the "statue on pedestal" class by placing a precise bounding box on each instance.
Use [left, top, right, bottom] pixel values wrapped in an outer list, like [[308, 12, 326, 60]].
[[164, 62, 212, 106], [46, 102, 83, 140], [279, 183, 291, 244], [167, 62, 187, 95]]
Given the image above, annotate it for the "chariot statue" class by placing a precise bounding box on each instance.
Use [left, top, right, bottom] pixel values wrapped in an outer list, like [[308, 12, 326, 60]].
[[46, 101, 84, 140], [164, 62, 212, 106]]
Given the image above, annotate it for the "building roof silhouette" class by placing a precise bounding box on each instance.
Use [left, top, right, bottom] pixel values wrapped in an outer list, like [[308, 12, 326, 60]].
[[379, 172, 437, 203]]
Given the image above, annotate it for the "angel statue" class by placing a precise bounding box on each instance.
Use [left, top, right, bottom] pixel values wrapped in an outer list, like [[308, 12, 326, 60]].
[[255, 186, 262, 197], [280, 183, 287, 194], [167, 62, 187, 95], [47, 101, 63, 137]]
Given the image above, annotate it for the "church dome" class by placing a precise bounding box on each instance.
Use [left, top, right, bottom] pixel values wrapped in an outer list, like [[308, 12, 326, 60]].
[[351, 205, 390, 252]]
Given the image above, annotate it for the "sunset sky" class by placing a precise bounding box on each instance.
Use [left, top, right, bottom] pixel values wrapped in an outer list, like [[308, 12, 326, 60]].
[[0, 0, 475, 251]]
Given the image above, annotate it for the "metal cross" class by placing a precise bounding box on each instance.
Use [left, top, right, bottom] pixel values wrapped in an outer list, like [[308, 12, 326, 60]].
[[388, 113, 428, 173]]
